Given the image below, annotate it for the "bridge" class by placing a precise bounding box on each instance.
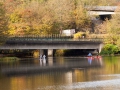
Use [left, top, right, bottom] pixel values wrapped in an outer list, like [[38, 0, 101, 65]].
[[86, 6, 118, 20], [87, 6, 117, 15], [0, 35, 103, 56]]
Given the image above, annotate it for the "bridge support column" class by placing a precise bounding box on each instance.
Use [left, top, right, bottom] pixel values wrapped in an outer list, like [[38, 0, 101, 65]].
[[98, 48, 101, 54], [97, 44, 103, 54], [48, 49, 53, 57], [39, 49, 44, 56]]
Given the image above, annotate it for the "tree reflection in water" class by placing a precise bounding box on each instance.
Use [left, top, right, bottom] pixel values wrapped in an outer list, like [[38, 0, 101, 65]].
[[1, 56, 120, 90]]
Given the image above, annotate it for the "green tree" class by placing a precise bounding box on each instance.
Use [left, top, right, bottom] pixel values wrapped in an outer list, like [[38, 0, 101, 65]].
[[101, 44, 119, 55]]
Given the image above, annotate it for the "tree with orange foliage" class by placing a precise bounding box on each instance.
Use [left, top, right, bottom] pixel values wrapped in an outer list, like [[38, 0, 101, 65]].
[[0, 2, 8, 45]]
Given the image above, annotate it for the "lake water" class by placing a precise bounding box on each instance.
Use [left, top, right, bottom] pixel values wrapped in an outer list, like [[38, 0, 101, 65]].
[[0, 56, 120, 90]]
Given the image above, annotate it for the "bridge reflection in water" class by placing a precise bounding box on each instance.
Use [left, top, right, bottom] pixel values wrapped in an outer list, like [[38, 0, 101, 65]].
[[1, 57, 103, 76]]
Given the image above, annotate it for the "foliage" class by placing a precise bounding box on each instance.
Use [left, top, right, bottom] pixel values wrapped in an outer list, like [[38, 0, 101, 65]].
[[33, 50, 39, 58], [0, 0, 120, 47], [4, 0, 93, 36], [71, 1, 91, 32], [0, 2, 8, 45], [101, 44, 119, 55], [55, 49, 64, 56], [1, 0, 119, 36], [73, 31, 89, 39], [98, 5, 120, 50], [73, 32, 84, 39]]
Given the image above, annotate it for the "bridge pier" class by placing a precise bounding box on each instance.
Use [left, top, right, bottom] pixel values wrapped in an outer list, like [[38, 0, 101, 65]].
[[39, 49, 44, 56], [48, 49, 53, 57], [98, 43, 103, 54], [39, 49, 54, 57]]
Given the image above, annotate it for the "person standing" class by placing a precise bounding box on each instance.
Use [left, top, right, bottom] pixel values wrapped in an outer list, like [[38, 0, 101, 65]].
[[88, 53, 92, 57]]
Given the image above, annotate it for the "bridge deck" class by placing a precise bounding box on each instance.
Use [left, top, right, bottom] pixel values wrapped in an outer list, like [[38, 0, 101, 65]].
[[0, 36, 103, 50]]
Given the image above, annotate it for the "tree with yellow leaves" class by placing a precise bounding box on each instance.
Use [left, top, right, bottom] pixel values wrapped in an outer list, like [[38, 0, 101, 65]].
[[0, 2, 8, 45]]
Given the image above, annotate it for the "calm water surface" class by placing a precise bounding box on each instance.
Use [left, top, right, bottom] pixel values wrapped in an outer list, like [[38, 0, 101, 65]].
[[0, 56, 120, 90]]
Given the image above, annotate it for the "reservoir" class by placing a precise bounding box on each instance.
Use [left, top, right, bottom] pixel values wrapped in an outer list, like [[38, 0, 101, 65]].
[[0, 56, 120, 90]]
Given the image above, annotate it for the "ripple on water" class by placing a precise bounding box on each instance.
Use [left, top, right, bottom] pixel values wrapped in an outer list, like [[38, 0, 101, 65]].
[[38, 79, 120, 90]]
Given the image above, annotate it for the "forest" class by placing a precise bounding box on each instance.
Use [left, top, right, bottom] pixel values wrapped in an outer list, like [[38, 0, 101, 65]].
[[0, 0, 120, 55]]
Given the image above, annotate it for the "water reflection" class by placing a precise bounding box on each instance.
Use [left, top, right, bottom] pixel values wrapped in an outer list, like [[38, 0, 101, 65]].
[[1, 57, 103, 76], [88, 57, 92, 65], [65, 71, 73, 84], [39, 57, 53, 66], [39, 59, 46, 66], [48, 57, 53, 66], [87, 56, 103, 66], [3, 56, 120, 90]]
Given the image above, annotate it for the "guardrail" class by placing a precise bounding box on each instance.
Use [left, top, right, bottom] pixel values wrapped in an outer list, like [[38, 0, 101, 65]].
[[1, 34, 104, 43], [7, 37, 103, 42]]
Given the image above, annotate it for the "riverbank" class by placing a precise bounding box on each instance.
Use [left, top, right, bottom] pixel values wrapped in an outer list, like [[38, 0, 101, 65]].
[[0, 57, 19, 62]]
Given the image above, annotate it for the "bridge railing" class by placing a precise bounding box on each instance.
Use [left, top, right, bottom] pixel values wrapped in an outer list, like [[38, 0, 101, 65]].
[[7, 34, 103, 42], [9, 34, 73, 39]]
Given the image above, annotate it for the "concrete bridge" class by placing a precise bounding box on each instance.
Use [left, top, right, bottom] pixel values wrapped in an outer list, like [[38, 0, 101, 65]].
[[86, 6, 119, 21], [87, 6, 117, 16], [86, 6, 118, 33], [0, 36, 103, 56]]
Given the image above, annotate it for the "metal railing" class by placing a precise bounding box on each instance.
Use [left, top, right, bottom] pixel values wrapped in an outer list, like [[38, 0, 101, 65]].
[[7, 36, 103, 42]]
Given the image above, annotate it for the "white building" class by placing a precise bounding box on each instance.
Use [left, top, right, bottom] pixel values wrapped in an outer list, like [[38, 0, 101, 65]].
[[62, 29, 75, 36]]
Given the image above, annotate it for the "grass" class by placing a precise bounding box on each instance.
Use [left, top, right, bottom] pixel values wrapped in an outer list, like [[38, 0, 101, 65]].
[[0, 57, 20, 62]]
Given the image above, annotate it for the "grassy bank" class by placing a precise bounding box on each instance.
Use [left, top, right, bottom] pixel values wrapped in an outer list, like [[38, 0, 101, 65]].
[[0, 57, 20, 62]]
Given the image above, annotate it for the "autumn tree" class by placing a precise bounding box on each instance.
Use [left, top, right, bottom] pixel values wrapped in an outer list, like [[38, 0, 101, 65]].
[[4, 0, 120, 37], [97, 5, 120, 49], [73, 0, 91, 32], [46, 0, 91, 33], [46, 0, 75, 33], [111, 6, 120, 48], [7, 0, 57, 35], [4, 0, 104, 36], [0, 2, 8, 45]]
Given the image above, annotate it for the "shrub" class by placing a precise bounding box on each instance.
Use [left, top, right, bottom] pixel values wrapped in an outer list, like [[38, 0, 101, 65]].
[[55, 49, 64, 56], [101, 44, 119, 55], [73, 32, 88, 39]]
